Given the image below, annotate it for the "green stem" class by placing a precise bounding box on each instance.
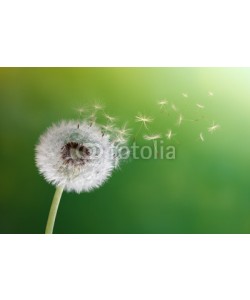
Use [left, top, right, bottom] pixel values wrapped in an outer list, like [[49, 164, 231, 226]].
[[45, 186, 64, 234]]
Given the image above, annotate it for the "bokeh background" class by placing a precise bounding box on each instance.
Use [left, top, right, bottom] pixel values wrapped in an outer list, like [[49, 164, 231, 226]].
[[0, 68, 250, 234]]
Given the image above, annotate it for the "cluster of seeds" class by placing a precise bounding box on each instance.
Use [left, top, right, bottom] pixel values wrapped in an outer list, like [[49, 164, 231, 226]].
[[75, 102, 131, 145], [134, 91, 220, 145]]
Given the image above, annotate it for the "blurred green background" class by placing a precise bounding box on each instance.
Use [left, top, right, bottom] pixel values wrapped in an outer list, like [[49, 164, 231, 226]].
[[0, 68, 250, 234]]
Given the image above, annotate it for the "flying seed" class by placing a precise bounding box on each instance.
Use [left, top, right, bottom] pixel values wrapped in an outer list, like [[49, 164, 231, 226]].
[[93, 103, 104, 111], [158, 99, 168, 110], [177, 114, 183, 126], [135, 113, 154, 129], [171, 104, 178, 111], [102, 124, 114, 132], [104, 113, 116, 123], [196, 104, 205, 109], [166, 130, 176, 140], [208, 122, 220, 133], [143, 134, 161, 141]]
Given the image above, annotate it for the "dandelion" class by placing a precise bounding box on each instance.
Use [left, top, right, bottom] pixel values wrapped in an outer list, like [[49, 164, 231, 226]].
[[166, 129, 176, 140], [208, 122, 220, 133], [135, 113, 153, 129], [35, 119, 128, 234], [196, 104, 205, 109], [143, 134, 161, 141]]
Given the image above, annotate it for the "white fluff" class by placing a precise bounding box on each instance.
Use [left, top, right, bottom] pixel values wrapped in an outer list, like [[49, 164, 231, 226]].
[[35, 120, 124, 193]]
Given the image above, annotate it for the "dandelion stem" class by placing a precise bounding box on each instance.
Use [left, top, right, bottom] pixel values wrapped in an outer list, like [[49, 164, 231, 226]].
[[45, 186, 64, 234]]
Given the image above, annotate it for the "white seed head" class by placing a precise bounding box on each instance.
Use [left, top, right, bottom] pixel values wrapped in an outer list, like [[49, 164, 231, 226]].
[[35, 120, 126, 193]]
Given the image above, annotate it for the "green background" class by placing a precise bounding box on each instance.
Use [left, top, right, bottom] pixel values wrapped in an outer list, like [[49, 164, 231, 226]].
[[0, 68, 249, 234]]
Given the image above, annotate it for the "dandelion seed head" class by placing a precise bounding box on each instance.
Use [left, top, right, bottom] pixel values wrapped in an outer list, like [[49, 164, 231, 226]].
[[35, 120, 126, 193]]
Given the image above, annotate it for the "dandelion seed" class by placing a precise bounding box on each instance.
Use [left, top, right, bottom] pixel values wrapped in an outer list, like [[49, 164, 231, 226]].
[[208, 91, 214, 96], [200, 133, 205, 142], [93, 102, 104, 111], [196, 104, 205, 109], [177, 114, 183, 126], [208, 122, 220, 133], [166, 129, 176, 140], [143, 134, 161, 141], [116, 124, 131, 137], [135, 113, 153, 129], [182, 93, 188, 98], [113, 135, 127, 144], [171, 104, 178, 111], [102, 124, 114, 132], [75, 106, 88, 117], [104, 113, 116, 123], [88, 112, 97, 125], [158, 99, 168, 109]]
